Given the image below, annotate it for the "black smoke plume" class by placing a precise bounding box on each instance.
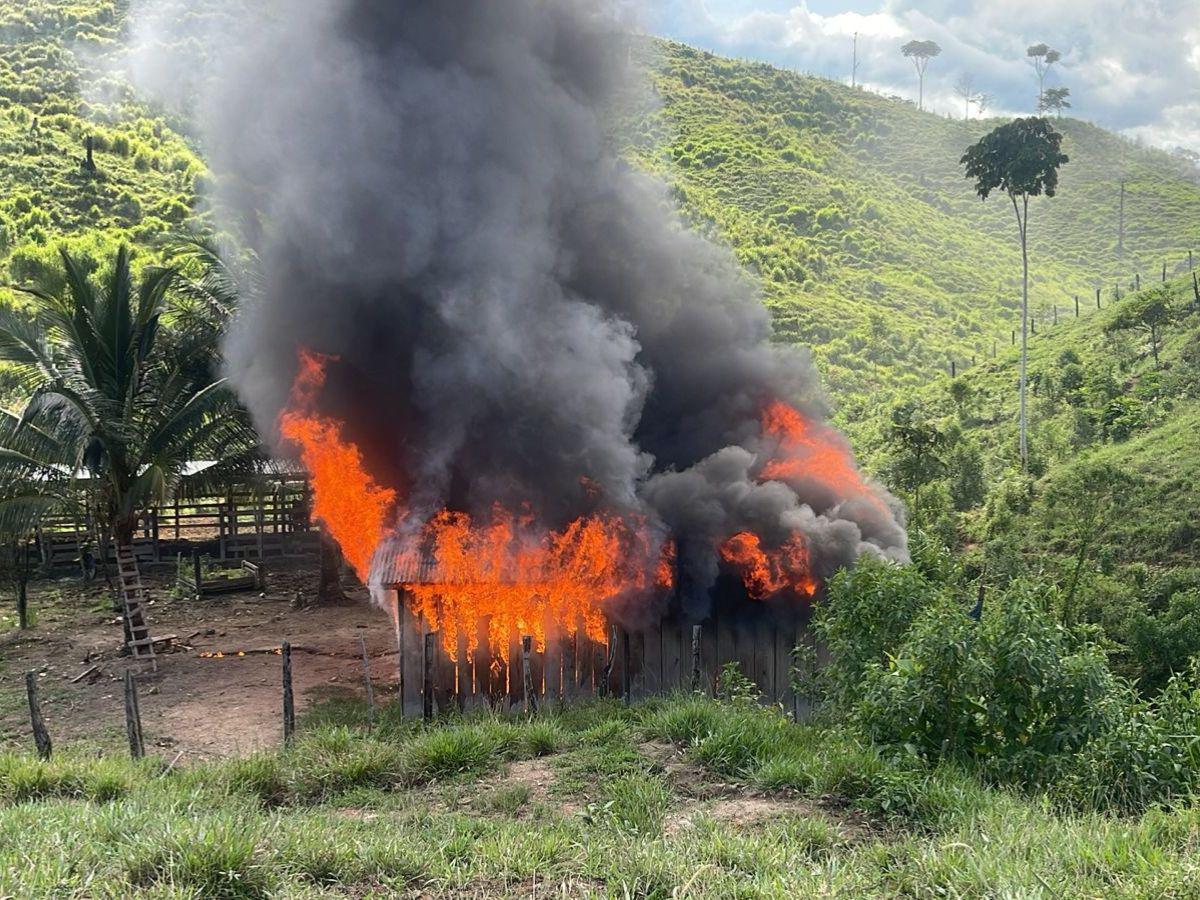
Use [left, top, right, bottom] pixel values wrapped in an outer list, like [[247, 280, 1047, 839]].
[[131, 0, 908, 610]]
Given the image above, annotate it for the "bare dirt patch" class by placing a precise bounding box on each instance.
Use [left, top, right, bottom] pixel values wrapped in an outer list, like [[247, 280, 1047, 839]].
[[0, 561, 391, 761]]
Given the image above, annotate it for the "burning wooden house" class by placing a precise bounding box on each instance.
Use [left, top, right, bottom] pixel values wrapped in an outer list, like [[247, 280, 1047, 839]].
[[373, 532, 817, 719]]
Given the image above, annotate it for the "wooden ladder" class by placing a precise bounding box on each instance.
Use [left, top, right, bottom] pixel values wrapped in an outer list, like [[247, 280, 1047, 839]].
[[116, 545, 157, 668]]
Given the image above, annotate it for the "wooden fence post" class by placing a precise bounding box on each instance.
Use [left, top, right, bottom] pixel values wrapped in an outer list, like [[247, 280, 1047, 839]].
[[423, 631, 436, 722], [192, 549, 202, 599], [1053, 305, 1058, 325], [124, 670, 144, 759], [1193, 271, 1200, 311], [950, 360, 956, 378], [359, 632, 375, 733], [1163, 261, 1167, 283], [282, 641, 295, 746], [25, 672, 51, 760], [1074, 295, 1080, 317], [1011, 329, 1016, 346], [521, 636, 537, 715], [1096, 287, 1102, 309], [1135, 273, 1141, 291], [690, 625, 702, 692]]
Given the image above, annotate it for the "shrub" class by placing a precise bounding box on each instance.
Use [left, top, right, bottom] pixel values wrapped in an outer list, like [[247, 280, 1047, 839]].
[[1061, 663, 1200, 813], [851, 580, 1127, 787], [814, 553, 949, 706]]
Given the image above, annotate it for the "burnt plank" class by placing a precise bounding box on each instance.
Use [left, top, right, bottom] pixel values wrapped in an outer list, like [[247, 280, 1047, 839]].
[[661, 618, 681, 694], [561, 631, 576, 702], [588, 631, 607, 698], [774, 622, 796, 713], [715, 615, 735, 694], [543, 629, 562, 707], [456, 630, 473, 712], [627, 629, 645, 701], [701, 616, 719, 696], [754, 620, 776, 702], [400, 593, 425, 718], [529, 633, 545, 708], [508, 631, 524, 711], [641, 624, 662, 697], [473, 617, 493, 711], [437, 632, 457, 715]]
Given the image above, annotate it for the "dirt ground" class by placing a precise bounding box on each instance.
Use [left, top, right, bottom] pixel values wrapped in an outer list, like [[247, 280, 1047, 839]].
[[0, 560, 393, 761]]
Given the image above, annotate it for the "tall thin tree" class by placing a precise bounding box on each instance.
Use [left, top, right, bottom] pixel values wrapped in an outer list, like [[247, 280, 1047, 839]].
[[1026, 43, 1061, 108], [901, 40, 942, 111], [961, 118, 1069, 469]]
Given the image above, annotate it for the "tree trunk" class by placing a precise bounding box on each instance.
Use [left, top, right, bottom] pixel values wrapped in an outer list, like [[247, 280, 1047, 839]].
[[318, 531, 347, 602], [1015, 194, 1030, 471]]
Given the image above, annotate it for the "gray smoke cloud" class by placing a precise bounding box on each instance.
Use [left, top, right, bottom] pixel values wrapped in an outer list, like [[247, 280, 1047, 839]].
[[129, 0, 907, 606]]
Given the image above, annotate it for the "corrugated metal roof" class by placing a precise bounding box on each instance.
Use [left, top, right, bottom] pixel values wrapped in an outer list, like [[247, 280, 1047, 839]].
[[370, 532, 554, 587]]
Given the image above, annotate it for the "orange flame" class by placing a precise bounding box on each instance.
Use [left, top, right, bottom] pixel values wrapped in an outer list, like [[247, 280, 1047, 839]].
[[759, 399, 886, 515], [279, 349, 670, 660], [719, 531, 817, 600], [407, 508, 670, 660], [278, 350, 398, 580]]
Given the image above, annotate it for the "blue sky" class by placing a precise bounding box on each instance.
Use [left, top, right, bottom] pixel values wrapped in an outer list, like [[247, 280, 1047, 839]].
[[640, 1, 1200, 155]]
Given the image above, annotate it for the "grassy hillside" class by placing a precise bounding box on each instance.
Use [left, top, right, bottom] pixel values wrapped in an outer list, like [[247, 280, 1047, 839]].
[[877, 272, 1200, 568], [624, 41, 1200, 411], [1, 3, 1197, 571], [0, 0, 203, 288]]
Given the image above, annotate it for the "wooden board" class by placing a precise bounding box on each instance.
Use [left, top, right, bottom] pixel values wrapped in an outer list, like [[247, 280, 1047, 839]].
[[661, 619, 682, 694], [641, 626, 661, 697], [753, 620, 776, 703], [400, 593, 425, 718], [543, 630, 562, 707]]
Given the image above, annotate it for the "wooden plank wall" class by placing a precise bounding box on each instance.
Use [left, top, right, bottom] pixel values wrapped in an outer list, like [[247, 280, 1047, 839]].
[[385, 589, 811, 718]]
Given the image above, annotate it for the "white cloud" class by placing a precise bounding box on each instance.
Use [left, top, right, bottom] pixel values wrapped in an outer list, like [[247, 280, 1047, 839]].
[[647, 0, 1200, 153]]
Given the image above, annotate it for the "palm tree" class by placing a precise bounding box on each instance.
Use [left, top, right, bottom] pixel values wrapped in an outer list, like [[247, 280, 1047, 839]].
[[0, 245, 260, 554]]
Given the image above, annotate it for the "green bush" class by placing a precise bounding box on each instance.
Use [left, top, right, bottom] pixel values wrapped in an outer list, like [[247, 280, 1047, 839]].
[[854, 584, 1124, 786], [1061, 663, 1200, 813], [814, 552, 949, 706]]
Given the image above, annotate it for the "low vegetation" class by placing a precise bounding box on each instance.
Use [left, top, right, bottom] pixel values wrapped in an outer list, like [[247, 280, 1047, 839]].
[[4, 688, 1200, 898]]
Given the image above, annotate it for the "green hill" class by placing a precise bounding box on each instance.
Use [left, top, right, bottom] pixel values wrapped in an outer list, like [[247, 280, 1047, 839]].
[[1, 5, 1196, 572], [885, 272, 1199, 567], [0, 0, 204, 288], [623, 41, 1200, 415]]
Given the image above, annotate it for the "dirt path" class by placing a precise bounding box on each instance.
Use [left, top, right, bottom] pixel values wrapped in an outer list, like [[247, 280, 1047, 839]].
[[0, 561, 392, 761]]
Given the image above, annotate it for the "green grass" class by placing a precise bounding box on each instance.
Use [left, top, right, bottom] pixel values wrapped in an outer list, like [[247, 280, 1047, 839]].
[[3, 696, 1200, 897]]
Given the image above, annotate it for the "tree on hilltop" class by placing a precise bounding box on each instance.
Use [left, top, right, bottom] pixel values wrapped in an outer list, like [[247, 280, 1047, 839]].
[[961, 117, 1069, 471], [1027, 43, 1062, 108], [901, 39, 942, 111], [1039, 86, 1071, 118]]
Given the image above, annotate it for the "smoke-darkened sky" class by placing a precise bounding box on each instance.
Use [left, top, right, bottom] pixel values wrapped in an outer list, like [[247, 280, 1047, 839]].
[[643, 0, 1200, 154]]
